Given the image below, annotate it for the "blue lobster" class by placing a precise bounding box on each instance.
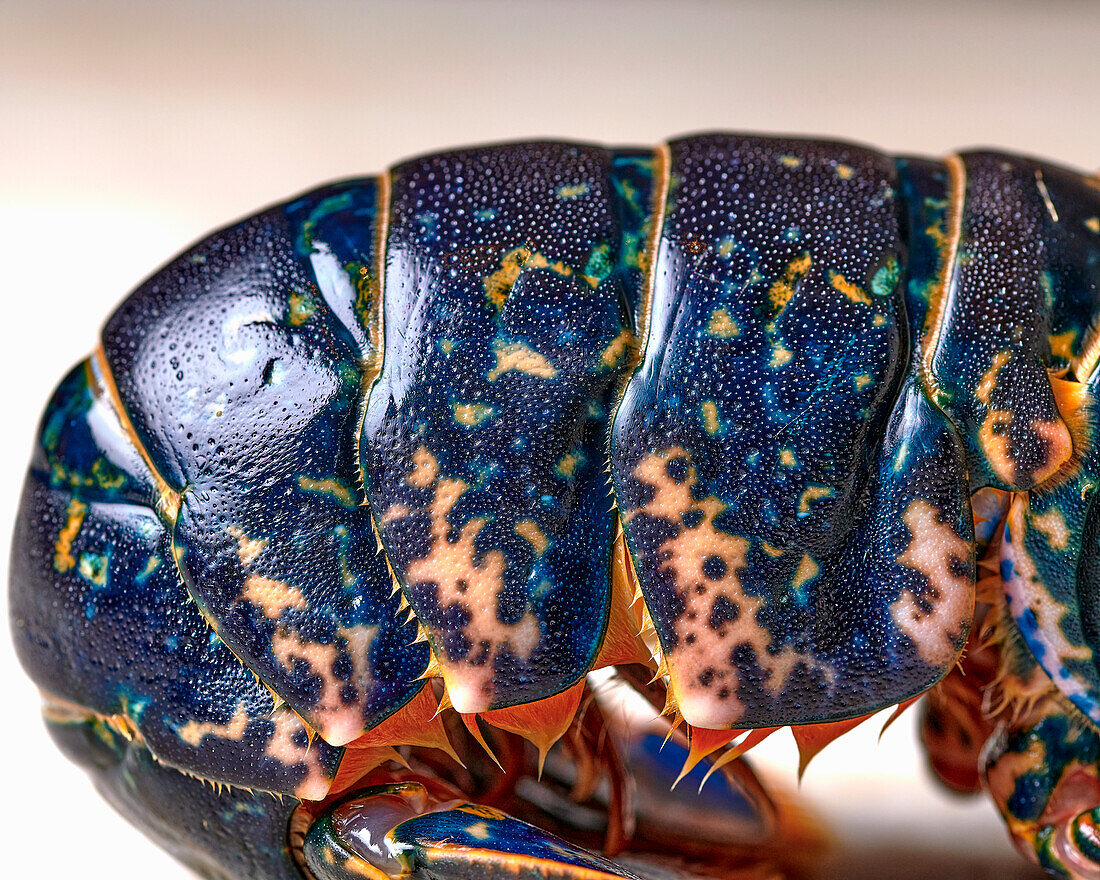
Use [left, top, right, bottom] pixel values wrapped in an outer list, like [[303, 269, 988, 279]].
[[11, 133, 1100, 879]]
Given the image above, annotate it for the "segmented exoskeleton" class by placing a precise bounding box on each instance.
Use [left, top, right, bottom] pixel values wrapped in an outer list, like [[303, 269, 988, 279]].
[[11, 133, 1100, 879]]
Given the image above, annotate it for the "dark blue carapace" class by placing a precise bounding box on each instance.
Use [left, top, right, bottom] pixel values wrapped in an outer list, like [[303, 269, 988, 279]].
[[10, 134, 1100, 880]]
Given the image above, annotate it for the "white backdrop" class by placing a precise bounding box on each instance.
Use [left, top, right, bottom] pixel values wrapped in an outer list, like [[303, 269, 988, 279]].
[[3, 2, 1096, 877]]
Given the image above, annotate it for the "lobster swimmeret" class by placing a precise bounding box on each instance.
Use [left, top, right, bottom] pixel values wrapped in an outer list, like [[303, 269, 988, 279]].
[[11, 134, 1100, 879]]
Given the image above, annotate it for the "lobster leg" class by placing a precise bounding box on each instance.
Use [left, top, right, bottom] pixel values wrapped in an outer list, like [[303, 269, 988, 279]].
[[302, 783, 667, 880], [983, 697, 1100, 878]]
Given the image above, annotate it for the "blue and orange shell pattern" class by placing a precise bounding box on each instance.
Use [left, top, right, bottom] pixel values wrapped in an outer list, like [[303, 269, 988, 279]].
[[10, 133, 1100, 880]]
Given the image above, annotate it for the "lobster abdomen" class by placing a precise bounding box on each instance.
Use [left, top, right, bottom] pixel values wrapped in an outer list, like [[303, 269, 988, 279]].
[[12, 134, 1100, 790]]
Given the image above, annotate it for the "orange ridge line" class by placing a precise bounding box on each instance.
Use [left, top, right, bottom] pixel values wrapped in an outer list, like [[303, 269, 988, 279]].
[[89, 347, 182, 523], [919, 153, 966, 401]]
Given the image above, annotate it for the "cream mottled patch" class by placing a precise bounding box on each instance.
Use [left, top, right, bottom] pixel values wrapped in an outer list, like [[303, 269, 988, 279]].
[[1030, 507, 1070, 550], [241, 575, 308, 619], [271, 627, 364, 745], [487, 339, 558, 382], [338, 624, 379, 690], [556, 182, 590, 200], [388, 450, 541, 714], [264, 707, 332, 800], [890, 500, 974, 668], [407, 447, 439, 488], [1032, 419, 1073, 484], [769, 342, 794, 368], [629, 448, 808, 728], [452, 402, 495, 426], [554, 452, 581, 480], [381, 502, 411, 524], [227, 525, 268, 565], [976, 351, 1019, 484], [699, 400, 722, 436], [975, 350, 1071, 485], [1003, 497, 1092, 672], [177, 703, 250, 747]]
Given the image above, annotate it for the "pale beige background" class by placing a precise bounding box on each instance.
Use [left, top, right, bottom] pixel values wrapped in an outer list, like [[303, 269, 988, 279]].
[[3, 1, 1096, 878]]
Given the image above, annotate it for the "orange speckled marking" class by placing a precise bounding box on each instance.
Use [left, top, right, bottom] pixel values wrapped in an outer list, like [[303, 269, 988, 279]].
[[629, 448, 807, 728], [484, 247, 534, 310], [769, 340, 794, 368], [53, 498, 87, 573], [338, 624, 379, 698], [798, 485, 833, 514], [827, 270, 872, 306], [391, 447, 541, 714], [381, 502, 411, 524], [296, 476, 357, 508], [792, 554, 819, 589], [706, 306, 741, 339], [975, 351, 1017, 484], [986, 735, 1049, 816], [487, 339, 559, 382], [890, 500, 973, 667], [177, 703, 250, 747], [767, 251, 812, 314], [483, 247, 579, 311], [554, 452, 581, 479], [514, 519, 548, 556], [1050, 329, 1078, 362], [700, 400, 722, 435], [600, 328, 634, 368]]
